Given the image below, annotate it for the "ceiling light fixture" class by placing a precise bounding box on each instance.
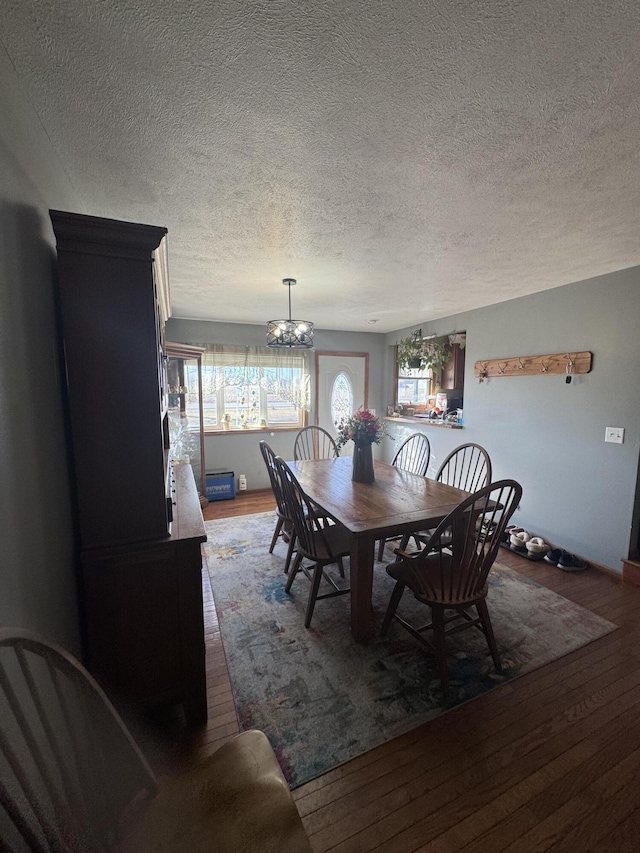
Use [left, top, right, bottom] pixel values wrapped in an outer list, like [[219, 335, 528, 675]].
[[266, 278, 314, 348]]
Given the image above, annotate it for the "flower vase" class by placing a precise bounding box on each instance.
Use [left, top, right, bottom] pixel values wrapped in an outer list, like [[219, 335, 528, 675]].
[[352, 440, 375, 483]]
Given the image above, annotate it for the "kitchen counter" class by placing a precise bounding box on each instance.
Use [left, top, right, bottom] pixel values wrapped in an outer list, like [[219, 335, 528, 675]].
[[384, 416, 463, 430]]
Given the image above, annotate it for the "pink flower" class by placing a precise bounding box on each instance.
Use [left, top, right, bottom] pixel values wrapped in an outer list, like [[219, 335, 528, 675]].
[[336, 409, 388, 448]]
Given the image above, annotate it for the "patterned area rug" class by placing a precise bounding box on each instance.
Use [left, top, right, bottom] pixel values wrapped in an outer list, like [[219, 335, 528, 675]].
[[204, 512, 616, 788]]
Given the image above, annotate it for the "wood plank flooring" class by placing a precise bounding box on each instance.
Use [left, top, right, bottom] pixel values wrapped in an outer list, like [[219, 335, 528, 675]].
[[150, 490, 640, 851]]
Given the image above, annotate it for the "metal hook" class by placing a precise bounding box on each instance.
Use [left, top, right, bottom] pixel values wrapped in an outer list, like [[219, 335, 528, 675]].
[[497, 362, 507, 375], [565, 354, 574, 384], [518, 357, 526, 370]]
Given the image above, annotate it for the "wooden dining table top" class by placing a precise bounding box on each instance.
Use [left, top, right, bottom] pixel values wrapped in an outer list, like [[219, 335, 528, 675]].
[[288, 456, 469, 539]]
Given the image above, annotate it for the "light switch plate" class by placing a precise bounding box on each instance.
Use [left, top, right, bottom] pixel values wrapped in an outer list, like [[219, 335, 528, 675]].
[[605, 427, 624, 444]]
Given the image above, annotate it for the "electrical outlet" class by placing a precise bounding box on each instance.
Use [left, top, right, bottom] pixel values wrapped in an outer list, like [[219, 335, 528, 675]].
[[605, 427, 624, 444]]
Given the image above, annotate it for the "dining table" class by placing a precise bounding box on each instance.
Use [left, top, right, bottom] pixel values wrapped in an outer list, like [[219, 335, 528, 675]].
[[288, 456, 470, 642]]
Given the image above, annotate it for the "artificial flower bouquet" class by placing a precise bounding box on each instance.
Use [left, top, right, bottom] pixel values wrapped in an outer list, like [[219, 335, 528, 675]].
[[336, 409, 388, 447]]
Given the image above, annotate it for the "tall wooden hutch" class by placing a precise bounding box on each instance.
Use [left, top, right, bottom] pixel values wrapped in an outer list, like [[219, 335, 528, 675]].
[[50, 210, 207, 725]]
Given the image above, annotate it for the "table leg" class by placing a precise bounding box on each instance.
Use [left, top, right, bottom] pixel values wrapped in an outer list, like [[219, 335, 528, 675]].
[[350, 536, 375, 642]]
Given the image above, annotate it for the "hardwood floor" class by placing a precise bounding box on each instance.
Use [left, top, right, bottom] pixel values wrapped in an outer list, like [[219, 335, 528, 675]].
[[152, 491, 640, 851]]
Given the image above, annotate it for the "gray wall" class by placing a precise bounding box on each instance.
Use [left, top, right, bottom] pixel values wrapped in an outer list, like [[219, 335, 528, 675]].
[[383, 268, 640, 574], [0, 53, 81, 651], [165, 318, 387, 491]]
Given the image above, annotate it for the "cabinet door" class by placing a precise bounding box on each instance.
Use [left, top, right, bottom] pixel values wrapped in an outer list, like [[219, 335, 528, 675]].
[[441, 344, 465, 390], [82, 537, 206, 723], [82, 544, 183, 702], [166, 344, 207, 498]]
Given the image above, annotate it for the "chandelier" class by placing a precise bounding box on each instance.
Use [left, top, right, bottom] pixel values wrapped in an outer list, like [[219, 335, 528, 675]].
[[266, 278, 314, 348]]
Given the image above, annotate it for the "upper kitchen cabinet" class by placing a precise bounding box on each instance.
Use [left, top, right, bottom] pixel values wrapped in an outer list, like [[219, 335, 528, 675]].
[[441, 342, 466, 392]]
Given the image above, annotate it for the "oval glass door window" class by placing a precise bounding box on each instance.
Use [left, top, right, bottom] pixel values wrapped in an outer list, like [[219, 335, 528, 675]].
[[330, 371, 354, 428]]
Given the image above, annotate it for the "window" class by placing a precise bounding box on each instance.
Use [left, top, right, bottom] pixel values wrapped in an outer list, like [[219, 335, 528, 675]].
[[396, 363, 433, 409], [197, 345, 310, 431], [330, 372, 354, 428]]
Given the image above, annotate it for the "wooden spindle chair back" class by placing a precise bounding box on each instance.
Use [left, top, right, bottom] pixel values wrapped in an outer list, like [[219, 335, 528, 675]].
[[293, 426, 340, 461], [259, 440, 288, 519], [274, 457, 334, 561], [403, 480, 522, 603], [377, 432, 431, 559], [0, 628, 156, 853], [382, 480, 522, 694], [391, 432, 431, 477], [259, 440, 298, 571], [435, 442, 492, 493]]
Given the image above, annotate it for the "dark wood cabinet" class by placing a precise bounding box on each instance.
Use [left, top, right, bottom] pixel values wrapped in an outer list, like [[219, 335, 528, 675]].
[[441, 343, 465, 391], [80, 463, 207, 723], [50, 211, 207, 725]]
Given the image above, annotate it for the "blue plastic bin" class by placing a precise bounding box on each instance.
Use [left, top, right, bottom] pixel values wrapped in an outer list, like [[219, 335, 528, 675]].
[[206, 471, 236, 501]]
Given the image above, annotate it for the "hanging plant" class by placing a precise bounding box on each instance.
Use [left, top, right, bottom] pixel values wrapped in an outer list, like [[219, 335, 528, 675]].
[[396, 334, 449, 373]]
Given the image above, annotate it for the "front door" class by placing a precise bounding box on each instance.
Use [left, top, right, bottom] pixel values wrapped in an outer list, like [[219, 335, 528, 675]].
[[315, 352, 368, 457]]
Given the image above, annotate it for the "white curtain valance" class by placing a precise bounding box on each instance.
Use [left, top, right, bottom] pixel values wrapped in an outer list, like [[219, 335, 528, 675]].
[[199, 344, 311, 412]]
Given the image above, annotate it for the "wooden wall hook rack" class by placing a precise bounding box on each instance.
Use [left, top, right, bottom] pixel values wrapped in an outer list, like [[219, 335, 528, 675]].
[[474, 351, 592, 380]]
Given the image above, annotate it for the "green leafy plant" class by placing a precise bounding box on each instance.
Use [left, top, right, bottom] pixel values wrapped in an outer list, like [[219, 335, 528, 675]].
[[396, 334, 449, 372]]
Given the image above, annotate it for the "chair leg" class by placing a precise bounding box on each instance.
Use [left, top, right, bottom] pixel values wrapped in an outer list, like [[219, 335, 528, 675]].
[[431, 606, 449, 696], [305, 563, 325, 628], [377, 538, 386, 561], [381, 581, 405, 635], [337, 556, 345, 578], [269, 517, 284, 553], [285, 553, 303, 593], [284, 530, 297, 574], [476, 599, 502, 672]]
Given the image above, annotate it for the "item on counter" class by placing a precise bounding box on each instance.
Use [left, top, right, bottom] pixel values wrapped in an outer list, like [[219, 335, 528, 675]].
[[435, 392, 448, 411]]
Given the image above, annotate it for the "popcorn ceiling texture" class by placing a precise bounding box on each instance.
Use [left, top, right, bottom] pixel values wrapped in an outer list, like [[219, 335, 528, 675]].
[[2, 0, 640, 331]]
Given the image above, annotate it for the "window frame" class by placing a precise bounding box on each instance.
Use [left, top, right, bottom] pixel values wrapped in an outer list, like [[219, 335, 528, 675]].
[[395, 353, 435, 411]]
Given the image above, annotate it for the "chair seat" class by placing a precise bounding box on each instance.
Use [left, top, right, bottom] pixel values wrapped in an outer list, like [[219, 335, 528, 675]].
[[116, 731, 312, 853], [304, 522, 351, 562]]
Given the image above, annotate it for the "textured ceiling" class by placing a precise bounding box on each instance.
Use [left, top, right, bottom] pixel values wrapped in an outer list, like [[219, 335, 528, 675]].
[[2, 0, 640, 332]]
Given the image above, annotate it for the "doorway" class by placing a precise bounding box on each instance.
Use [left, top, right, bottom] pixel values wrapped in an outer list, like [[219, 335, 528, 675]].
[[315, 352, 369, 457]]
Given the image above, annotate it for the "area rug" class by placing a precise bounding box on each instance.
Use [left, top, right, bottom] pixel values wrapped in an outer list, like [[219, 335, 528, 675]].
[[204, 512, 616, 788]]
